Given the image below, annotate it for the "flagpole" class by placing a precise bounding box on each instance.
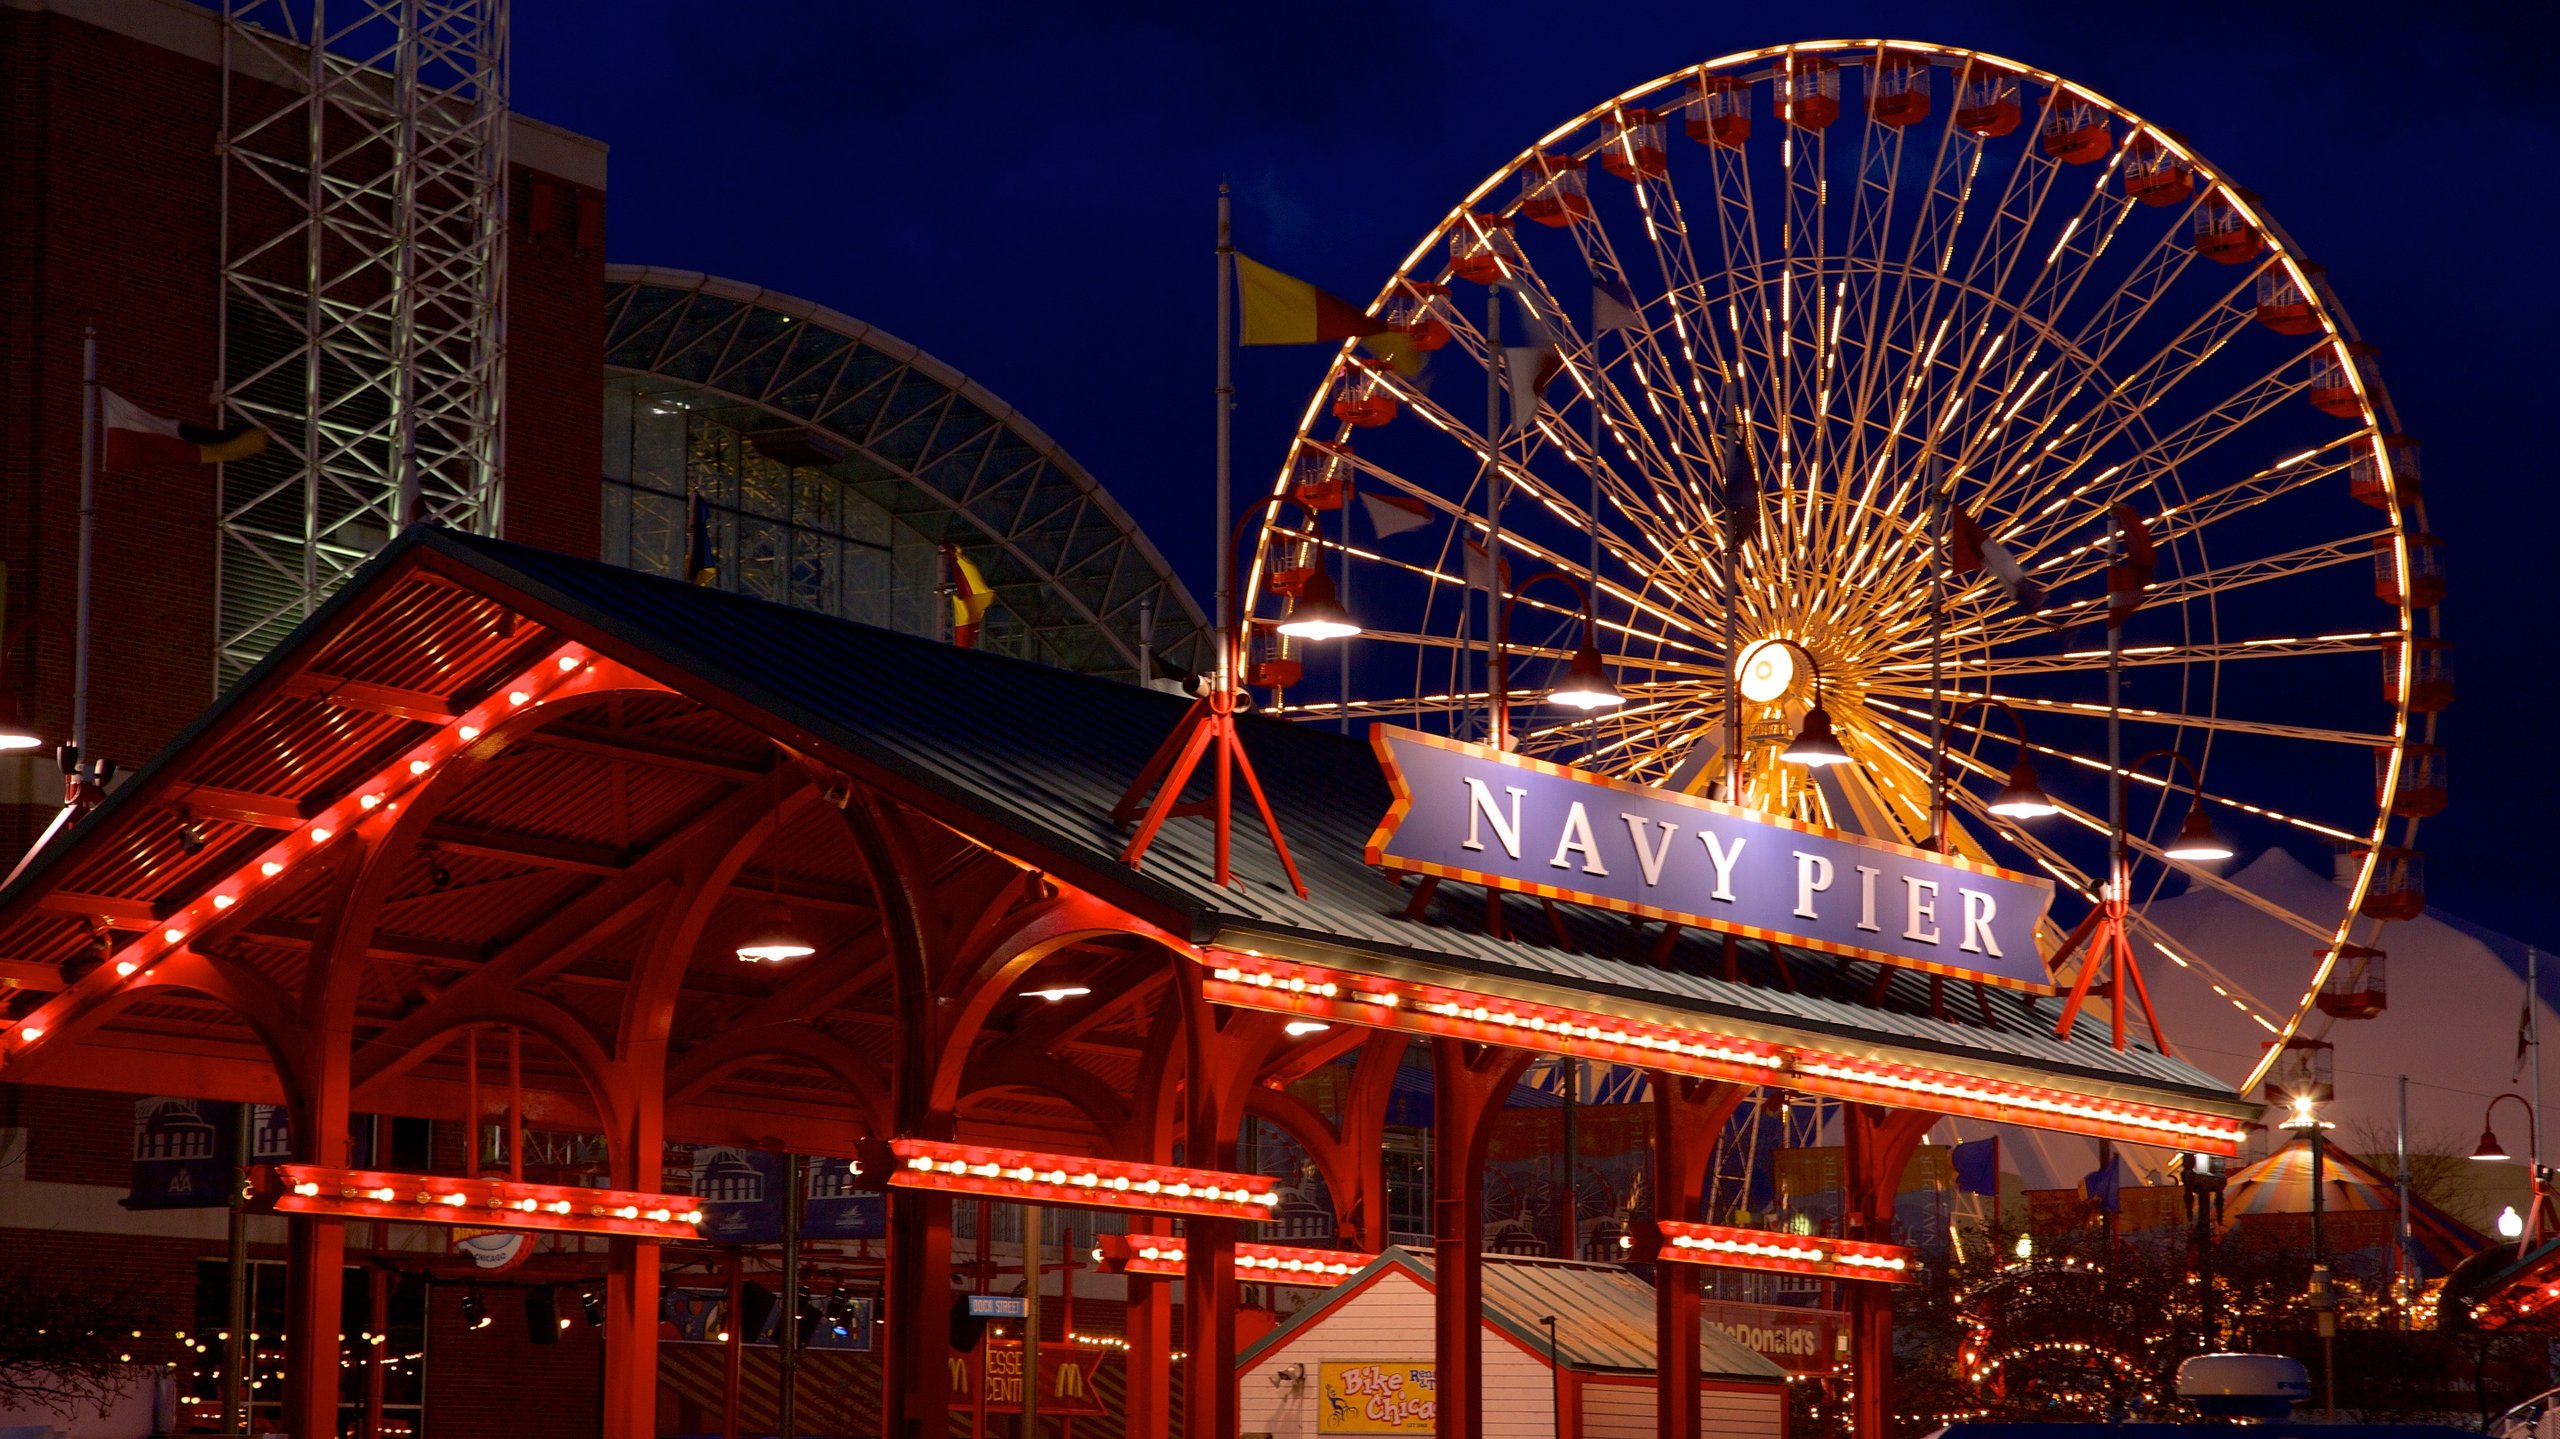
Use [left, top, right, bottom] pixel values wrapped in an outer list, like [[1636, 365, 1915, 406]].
[[1927, 449, 1947, 850], [1216, 184, 1235, 698], [1723, 418, 1743, 806], [2533, 945, 2546, 1239], [74, 326, 97, 803], [1486, 290, 1505, 748]]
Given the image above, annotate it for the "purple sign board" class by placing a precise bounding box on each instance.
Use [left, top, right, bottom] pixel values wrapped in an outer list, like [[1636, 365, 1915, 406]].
[[1364, 726, 2056, 991]]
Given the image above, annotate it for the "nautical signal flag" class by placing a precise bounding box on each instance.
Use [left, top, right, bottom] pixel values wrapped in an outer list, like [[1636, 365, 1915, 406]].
[[1463, 537, 1511, 593], [1950, 1137, 2000, 1198], [102, 392, 266, 469], [1236, 252, 1425, 379], [1951, 508, 2046, 614], [684, 491, 717, 585], [1360, 488, 1432, 538], [945, 547, 994, 648], [1235, 253, 1390, 346], [1592, 274, 1641, 336]]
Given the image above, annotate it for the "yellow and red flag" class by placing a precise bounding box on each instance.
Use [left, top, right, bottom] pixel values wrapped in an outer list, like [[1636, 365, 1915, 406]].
[[1235, 253, 1391, 346], [944, 546, 994, 647]]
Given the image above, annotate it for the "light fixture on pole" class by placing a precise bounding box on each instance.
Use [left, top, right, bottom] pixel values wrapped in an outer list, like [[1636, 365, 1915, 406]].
[[1938, 697, 2057, 822], [1547, 628, 1623, 712], [736, 769, 813, 963], [2163, 803, 2235, 862], [2469, 1091, 2550, 1256], [1773, 646, 1851, 769], [1275, 566, 1360, 642]]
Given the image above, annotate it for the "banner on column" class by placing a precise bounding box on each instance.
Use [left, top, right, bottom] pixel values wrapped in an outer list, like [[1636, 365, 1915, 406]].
[[945, 1340, 1110, 1415], [688, 1147, 886, 1244], [123, 1099, 289, 1210]]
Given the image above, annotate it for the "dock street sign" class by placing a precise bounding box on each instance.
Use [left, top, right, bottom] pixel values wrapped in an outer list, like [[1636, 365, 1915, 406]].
[[1364, 726, 2056, 991]]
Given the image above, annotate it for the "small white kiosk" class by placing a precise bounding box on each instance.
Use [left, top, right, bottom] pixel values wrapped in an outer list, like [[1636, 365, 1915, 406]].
[[1237, 1248, 1788, 1439]]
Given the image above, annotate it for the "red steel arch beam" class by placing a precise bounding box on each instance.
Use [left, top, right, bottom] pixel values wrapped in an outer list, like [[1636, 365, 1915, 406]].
[[348, 991, 631, 1152], [1117, 975, 1190, 1439], [596, 755, 813, 1439], [959, 1051, 1133, 1143], [667, 1024, 894, 1138], [1242, 1082, 1361, 1243]]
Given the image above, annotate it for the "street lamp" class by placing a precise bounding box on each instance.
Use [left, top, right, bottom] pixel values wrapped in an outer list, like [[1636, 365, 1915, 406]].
[[1275, 566, 1360, 641], [1489, 572, 1626, 739], [2470, 1091, 2550, 1256], [1781, 653, 1852, 769], [1930, 696, 2057, 837], [2281, 1091, 2338, 1420]]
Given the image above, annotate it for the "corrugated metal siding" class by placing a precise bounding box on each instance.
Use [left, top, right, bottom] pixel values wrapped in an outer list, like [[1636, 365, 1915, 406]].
[[423, 529, 2236, 1107]]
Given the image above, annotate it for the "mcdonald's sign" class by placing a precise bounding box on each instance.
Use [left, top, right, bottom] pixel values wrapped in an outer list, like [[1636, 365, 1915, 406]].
[[944, 1341, 1110, 1416]]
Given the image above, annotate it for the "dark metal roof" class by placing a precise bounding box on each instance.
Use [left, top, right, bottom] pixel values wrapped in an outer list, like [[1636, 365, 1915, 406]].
[[1235, 1247, 1785, 1381], [4, 526, 2246, 1116]]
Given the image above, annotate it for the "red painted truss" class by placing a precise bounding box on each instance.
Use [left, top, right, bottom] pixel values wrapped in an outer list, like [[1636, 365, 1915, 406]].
[[1096, 1233, 1375, 1286], [886, 1138, 1281, 1220], [1653, 1220, 1914, 1283], [250, 1164, 703, 1240], [1203, 950, 2247, 1154]]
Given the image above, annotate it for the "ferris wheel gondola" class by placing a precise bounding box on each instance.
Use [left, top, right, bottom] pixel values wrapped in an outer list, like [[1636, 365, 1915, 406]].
[[1243, 41, 2442, 1096]]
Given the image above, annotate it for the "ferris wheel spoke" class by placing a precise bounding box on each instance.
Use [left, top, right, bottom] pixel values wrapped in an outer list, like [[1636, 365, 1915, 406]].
[[1863, 688, 2395, 749], [1944, 528, 2390, 651]]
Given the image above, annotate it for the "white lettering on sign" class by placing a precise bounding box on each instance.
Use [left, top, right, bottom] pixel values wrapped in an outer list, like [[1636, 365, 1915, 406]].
[[1853, 865, 1882, 934], [1548, 801, 1608, 876], [1699, 830, 1746, 901], [1622, 814, 1681, 887], [1794, 851, 1833, 919], [1366, 727, 2059, 991], [1461, 779, 1527, 858], [1902, 876, 1939, 944], [1961, 889, 2000, 957]]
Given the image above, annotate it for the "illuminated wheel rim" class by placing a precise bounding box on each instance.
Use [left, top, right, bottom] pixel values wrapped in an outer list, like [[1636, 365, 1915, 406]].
[[1246, 41, 2440, 1091]]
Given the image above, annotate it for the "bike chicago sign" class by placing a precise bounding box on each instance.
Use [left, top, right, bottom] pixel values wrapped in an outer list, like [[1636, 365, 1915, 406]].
[[1364, 726, 2056, 991]]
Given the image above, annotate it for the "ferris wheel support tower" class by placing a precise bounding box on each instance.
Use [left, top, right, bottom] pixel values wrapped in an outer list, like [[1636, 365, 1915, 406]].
[[215, 0, 509, 682]]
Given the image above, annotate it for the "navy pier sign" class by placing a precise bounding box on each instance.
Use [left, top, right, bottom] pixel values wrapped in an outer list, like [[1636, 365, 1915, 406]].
[[1364, 726, 2057, 991]]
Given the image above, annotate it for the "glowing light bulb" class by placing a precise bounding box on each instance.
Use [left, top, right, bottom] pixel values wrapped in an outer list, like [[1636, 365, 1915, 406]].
[[508, 691, 530, 706], [557, 655, 580, 672], [116, 961, 137, 977], [262, 861, 284, 877], [309, 827, 331, 843], [163, 927, 186, 944], [458, 725, 480, 741], [212, 894, 234, 909], [409, 760, 431, 776]]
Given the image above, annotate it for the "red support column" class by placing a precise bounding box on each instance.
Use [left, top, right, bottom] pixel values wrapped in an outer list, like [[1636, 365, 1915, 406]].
[[1431, 1039, 1532, 1439], [1123, 1274, 1172, 1439], [282, 1215, 346, 1439], [1840, 1105, 1936, 1439], [602, 1235, 663, 1439], [1653, 1081, 1745, 1439], [1185, 1215, 1241, 1439], [1175, 967, 1280, 1439], [883, 1183, 956, 1439]]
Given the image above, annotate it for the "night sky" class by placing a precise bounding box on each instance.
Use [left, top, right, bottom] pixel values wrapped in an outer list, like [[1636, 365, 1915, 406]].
[[514, 2, 2554, 945]]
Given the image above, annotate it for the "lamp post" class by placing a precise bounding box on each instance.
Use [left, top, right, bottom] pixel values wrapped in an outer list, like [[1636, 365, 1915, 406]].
[[2280, 1093, 2336, 1419], [2469, 1090, 2550, 1257], [2177, 1151, 2224, 1351], [1541, 1314, 1562, 1439], [1931, 696, 2060, 834], [1489, 570, 1626, 729]]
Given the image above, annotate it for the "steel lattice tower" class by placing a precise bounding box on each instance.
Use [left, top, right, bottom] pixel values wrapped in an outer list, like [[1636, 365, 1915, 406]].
[[216, 0, 508, 682]]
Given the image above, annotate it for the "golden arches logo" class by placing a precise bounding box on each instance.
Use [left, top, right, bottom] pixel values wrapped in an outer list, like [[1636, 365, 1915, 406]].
[[948, 1357, 971, 1393], [1054, 1363, 1086, 1400]]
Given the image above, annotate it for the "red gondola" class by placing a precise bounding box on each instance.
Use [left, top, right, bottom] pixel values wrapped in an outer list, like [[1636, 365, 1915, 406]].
[[2308, 342, 2379, 419], [1955, 64, 2021, 137], [1389, 280, 1451, 351], [1777, 55, 1840, 131], [1870, 53, 1930, 128], [1520, 154, 1591, 228], [1330, 359, 1399, 428], [2356, 846, 2426, 922], [1600, 108, 1667, 180], [2254, 267, 2322, 335], [2190, 193, 2263, 264], [2381, 636, 2452, 713], [1688, 73, 1750, 147], [1292, 445, 1352, 512], [1450, 215, 1516, 285], [2041, 97, 2109, 163], [2123, 138, 2192, 207], [2349, 434, 2421, 510], [2316, 946, 2387, 1020], [2378, 743, 2446, 819], [2372, 533, 2443, 609]]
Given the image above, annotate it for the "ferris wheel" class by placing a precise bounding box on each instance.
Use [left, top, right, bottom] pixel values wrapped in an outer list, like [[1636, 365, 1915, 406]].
[[1243, 41, 2444, 1094]]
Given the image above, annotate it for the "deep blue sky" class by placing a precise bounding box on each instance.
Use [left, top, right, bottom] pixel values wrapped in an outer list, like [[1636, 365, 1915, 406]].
[[516, 2, 2554, 944]]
